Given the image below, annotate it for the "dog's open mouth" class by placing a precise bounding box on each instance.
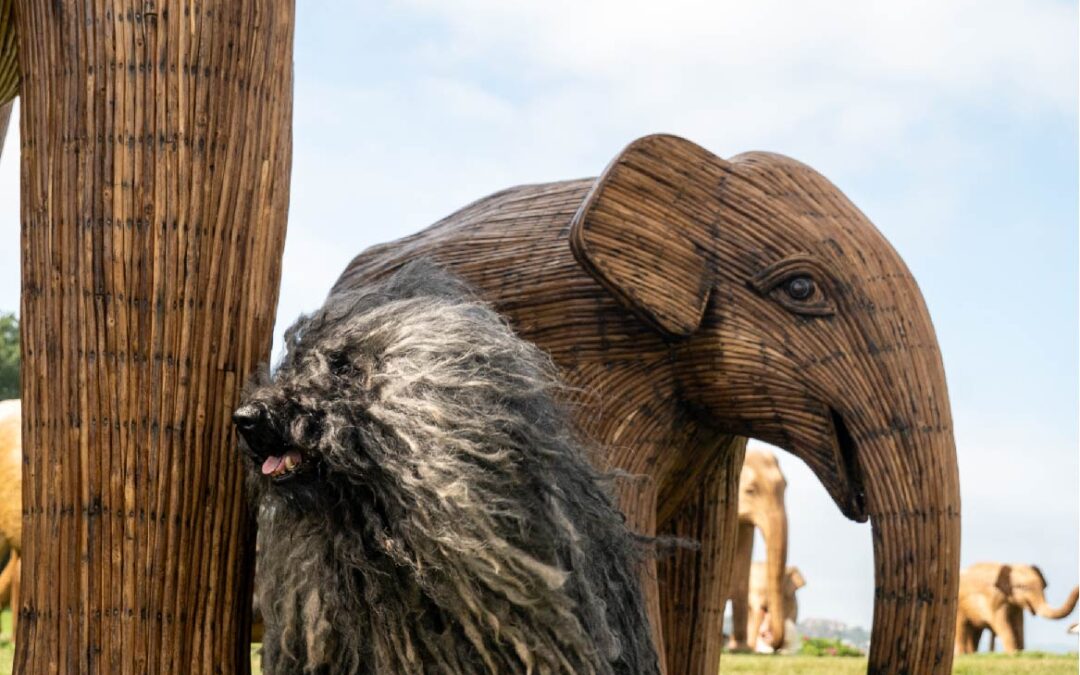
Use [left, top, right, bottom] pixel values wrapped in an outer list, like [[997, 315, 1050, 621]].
[[261, 449, 305, 481]]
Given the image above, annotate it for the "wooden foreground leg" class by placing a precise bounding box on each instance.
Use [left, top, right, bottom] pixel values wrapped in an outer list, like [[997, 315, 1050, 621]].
[[657, 438, 746, 675], [613, 477, 666, 674]]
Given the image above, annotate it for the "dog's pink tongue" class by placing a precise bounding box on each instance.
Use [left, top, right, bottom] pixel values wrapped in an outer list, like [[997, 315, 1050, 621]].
[[262, 455, 284, 475]]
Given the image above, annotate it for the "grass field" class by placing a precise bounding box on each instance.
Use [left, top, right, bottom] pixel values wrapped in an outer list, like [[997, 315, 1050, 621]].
[[721, 652, 1078, 674], [0, 610, 1074, 674]]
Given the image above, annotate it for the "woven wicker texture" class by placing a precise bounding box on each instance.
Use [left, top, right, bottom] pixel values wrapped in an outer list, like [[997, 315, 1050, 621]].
[[0, 0, 14, 163], [337, 134, 961, 675], [0, 0, 14, 105], [15, 2, 294, 672]]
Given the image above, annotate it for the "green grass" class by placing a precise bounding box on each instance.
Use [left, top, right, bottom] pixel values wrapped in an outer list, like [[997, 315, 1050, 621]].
[[0, 612, 1072, 675], [0, 609, 10, 675], [721, 652, 1078, 674]]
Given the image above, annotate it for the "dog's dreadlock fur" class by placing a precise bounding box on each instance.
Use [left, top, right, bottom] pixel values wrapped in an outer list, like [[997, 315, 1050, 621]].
[[238, 260, 659, 675]]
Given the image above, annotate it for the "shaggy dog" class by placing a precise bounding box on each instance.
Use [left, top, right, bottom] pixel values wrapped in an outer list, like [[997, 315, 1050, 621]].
[[235, 261, 659, 674]]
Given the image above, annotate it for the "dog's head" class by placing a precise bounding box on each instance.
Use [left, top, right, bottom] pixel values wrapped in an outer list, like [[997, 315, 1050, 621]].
[[232, 315, 378, 498], [233, 259, 520, 509]]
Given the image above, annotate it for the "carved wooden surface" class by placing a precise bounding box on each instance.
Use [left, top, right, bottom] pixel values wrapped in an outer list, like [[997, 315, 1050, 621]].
[[0, 0, 14, 164], [337, 134, 961, 675], [15, 2, 294, 673], [0, 0, 14, 104]]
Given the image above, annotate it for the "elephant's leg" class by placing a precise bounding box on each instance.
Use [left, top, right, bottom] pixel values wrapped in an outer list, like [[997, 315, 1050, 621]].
[[728, 522, 754, 651], [656, 438, 745, 675], [10, 553, 18, 636], [0, 546, 14, 608], [613, 476, 665, 673], [954, 614, 968, 653], [1008, 605, 1025, 651], [971, 625, 984, 653], [990, 608, 1018, 653], [746, 607, 766, 651]]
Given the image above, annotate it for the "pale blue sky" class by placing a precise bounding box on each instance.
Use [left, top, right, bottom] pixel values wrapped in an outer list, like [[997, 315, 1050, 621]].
[[0, 0, 1076, 652]]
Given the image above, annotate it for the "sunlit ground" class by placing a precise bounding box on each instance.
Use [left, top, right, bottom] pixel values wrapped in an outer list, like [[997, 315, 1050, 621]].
[[0, 612, 1074, 674]]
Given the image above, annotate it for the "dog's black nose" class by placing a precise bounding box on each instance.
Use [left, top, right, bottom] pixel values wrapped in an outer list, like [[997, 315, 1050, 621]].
[[232, 403, 266, 431]]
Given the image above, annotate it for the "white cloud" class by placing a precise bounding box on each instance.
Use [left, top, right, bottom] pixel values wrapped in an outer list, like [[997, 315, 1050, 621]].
[[401, 0, 1076, 108]]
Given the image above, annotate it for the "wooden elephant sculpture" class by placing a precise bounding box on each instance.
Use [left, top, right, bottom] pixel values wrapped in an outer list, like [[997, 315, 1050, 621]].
[[335, 134, 961, 675], [0, 400, 20, 633], [955, 562, 1079, 653], [727, 449, 791, 652]]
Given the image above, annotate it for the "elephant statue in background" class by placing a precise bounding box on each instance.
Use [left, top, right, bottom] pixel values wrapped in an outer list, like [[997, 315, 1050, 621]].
[[0, 400, 20, 633], [726, 449, 791, 651], [334, 134, 961, 675], [743, 562, 805, 652], [955, 562, 1079, 653]]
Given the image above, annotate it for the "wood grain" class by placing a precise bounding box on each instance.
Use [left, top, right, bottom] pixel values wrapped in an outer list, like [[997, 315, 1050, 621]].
[[14, 2, 293, 672]]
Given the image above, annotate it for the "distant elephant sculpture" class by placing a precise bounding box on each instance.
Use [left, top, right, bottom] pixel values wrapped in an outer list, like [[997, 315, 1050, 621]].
[[334, 133, 961, 675], [955, 562, 1079, 653], [726, 449, 790, 651], [742, 562, 805, 652], [0, 400, 20, 632]]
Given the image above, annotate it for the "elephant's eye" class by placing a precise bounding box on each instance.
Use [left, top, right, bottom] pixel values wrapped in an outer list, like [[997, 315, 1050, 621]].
[[786, 276, 815, 300], [749, 254, 837, 318]]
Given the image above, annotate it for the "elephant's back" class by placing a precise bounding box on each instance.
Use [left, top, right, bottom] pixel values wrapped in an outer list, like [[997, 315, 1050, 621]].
[[0, 399, 19, 549], [333, 179, 664, 363]]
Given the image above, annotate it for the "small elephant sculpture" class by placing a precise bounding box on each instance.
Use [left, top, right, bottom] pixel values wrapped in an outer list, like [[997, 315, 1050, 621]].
[[726, 449, 791, 651], [0, 400, 20, 633], [336, 134, 961, 674], [955, 562, 1079, 653]]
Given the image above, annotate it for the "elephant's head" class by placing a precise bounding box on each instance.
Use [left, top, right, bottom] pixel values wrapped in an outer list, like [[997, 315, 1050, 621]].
[[571, 134, 961, 671], [998, 565, 1080, 620], [738, 449, 790, 649]]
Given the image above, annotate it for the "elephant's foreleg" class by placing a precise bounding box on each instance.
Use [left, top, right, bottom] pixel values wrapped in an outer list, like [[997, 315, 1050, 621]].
[[966, 623, 982, 653], [954, 614, 967, 653], [9, 553, 18, 636], [0, 546, 14, 608], [613, 477, 666, 674], [1008, 605, 1025, 651], [990, 609, 1019, 653], [728, 521, 755, 650], [746, 607, 766, 651], [657, 437, 746, 675]]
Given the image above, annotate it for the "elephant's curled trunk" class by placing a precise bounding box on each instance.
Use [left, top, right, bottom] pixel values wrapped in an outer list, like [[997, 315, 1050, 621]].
[[1034, 586, 1079, 620]]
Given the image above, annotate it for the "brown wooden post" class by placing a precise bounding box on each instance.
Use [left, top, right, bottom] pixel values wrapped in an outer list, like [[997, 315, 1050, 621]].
[[14, 2, 294, 673]]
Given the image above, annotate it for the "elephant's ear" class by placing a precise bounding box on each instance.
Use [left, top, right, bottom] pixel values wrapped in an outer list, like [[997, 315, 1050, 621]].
[[995, 566, 1013, 595], [1031, 565, 1048, 588], [569, 134, 727, 338], [788, 567, 806, 590]]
